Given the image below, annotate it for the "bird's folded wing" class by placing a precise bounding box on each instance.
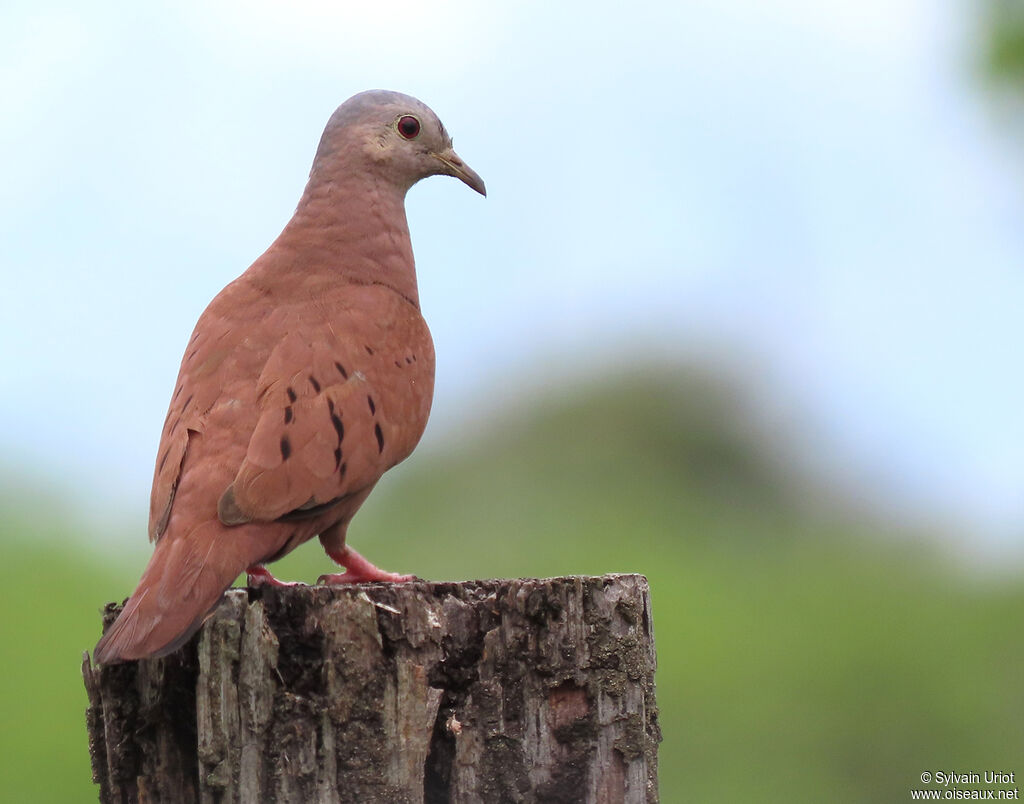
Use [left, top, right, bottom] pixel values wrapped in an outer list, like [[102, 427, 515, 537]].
[[148, 322, 233, 542], [148, 284, 430, 539], [216, 329, 390, 525]]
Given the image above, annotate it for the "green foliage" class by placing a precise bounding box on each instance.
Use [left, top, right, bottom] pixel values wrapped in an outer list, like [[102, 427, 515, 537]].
[[983, 0, 1024, 90], [3, 366, 1022, 802], [1, 542, 121, 801]]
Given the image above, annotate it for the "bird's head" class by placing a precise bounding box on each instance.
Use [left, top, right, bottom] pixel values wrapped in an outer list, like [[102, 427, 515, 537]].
[[310, 89, 486, 197]]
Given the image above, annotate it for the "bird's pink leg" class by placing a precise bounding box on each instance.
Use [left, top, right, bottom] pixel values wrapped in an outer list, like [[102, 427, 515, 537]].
[[318, 546, 415, 584], [246, 565, 302, 588]]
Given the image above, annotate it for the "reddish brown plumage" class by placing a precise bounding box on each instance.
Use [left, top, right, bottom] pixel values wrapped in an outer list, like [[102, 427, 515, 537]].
[[94, 90, 484, 663]]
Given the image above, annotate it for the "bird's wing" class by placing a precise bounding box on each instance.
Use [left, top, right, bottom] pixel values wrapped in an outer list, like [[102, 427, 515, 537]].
[[216, 326, 394, 524], [149, 282, 433, 537], [148, 304, 248, 541]]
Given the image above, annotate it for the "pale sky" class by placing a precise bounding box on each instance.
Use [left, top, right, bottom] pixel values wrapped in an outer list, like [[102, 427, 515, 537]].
[[2, 0, 1023, 552]]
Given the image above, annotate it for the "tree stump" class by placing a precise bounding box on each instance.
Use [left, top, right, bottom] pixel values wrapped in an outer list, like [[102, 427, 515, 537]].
[[83, 574, 660, 803]]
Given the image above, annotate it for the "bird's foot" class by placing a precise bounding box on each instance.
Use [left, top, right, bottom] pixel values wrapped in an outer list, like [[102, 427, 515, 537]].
[[246, 566, 302, 588], [318, 546, 416, 584]]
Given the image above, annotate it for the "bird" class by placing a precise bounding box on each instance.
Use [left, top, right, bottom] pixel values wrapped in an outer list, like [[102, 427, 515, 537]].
[[93, 90, 486, 664]]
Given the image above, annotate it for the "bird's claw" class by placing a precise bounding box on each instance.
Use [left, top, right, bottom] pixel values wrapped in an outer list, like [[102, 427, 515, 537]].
[[320, 545, 416, 584], [246, 566, 302, 588], [317, 570, 417, 585]]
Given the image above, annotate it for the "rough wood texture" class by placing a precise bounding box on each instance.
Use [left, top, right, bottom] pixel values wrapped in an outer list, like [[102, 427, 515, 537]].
[[84, 574, 660, 803]]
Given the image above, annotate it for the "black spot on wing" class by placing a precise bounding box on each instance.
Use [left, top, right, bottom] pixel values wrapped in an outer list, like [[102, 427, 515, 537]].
[[367, 395, 376, 415], [330, 412, 344, 443], [309, 376, 321, 393], [287, 386, 297, 403], [284, 406, 293, 424], [280, 436, 292, 461], [335, 361, 349, 379], [166, 394, 193, 433], [374, 423, 384, 453]]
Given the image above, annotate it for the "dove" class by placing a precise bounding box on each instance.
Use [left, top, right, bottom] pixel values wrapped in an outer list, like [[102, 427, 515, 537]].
[[94, 90, 485, 664]]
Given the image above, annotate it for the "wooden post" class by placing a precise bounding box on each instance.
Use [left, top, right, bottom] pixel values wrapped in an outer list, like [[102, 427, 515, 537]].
[[84, 574, 660, 803]]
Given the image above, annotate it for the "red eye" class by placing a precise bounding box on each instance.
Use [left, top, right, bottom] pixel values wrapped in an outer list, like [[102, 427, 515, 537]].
[[397, 115, 420, 139]]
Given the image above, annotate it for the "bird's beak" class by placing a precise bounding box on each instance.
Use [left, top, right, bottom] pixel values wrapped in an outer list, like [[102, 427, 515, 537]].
[[431, 148, 487, 197]]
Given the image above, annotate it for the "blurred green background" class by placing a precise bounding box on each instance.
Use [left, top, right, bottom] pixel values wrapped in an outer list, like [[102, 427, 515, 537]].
[[4, 366, 1024, 802], [4, 1, 1024, 802]]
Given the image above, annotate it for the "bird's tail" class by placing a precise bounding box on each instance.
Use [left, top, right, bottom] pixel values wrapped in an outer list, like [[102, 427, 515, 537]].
[[94, 521, 256, 664]]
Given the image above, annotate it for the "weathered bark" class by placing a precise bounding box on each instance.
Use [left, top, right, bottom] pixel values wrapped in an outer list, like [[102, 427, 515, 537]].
[[84, 574, 660, 803]]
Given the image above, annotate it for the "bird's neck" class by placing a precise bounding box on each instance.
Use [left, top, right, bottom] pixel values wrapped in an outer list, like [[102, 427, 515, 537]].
[[271, 173, 420, 307]]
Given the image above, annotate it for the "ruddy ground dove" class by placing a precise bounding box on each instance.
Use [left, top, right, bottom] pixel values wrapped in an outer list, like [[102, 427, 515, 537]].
[[94, 90, 485, 664]]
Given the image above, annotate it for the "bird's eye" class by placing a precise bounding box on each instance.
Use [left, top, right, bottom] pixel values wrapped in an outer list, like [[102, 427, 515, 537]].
[[397, 115, 421, 139]]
